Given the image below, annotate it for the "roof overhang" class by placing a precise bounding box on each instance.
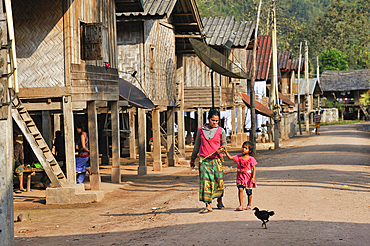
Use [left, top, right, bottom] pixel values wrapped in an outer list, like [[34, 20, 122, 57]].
[[239, 92, 274, 118]]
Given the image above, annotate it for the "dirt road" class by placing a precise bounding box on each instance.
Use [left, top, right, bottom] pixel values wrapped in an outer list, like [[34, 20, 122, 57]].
[[14, 123, 370, 245]]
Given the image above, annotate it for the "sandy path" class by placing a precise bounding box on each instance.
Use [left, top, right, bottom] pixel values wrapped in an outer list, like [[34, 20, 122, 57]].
[[14, 123, 370, 246]]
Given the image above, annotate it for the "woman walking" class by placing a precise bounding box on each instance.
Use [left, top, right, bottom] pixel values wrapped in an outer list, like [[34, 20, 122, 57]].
[[190, 110, 227, 213]]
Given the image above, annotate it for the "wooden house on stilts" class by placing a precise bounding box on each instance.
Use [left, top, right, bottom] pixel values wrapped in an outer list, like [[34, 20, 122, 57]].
[[116, 0, 203, 173], [12, 0, 143, 204], [180, 16, 255, 148]]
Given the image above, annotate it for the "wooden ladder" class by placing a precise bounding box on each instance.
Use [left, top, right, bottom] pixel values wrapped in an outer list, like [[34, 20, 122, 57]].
[[12, 98, 69, 187]]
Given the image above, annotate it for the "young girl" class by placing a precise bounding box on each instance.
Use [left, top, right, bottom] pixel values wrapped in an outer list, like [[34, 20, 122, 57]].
[[224, 141, 257, 211]]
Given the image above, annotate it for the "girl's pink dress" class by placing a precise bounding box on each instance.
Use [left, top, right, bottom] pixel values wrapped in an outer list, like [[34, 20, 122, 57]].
[[233, 154, 257, 188]]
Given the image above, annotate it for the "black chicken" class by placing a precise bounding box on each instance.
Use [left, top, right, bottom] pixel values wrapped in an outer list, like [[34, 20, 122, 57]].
[[253, 207, 275, 229]]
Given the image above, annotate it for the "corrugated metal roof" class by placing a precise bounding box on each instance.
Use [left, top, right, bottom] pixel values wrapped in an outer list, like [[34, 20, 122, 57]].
[[246, 35, 272, 81], [278, 51, 304, 71], [294, 78, 323, 95], [118, 0, 177, 17], [320, 70, 370, 92], [202, 17, 255, 47]]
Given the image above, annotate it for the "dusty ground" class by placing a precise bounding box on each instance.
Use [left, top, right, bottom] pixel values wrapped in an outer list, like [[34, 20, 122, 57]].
[[13, 123, 370, 246]]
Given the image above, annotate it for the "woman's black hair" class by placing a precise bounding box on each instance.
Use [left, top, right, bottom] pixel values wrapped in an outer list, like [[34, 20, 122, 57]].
[[76, 122, 86, 132], [208, 109, 220, 120], [242, 141, 255, 157]]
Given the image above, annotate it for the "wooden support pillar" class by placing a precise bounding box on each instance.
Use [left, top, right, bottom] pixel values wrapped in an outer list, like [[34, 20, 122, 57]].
[[152, 108, 162, 171], [185, 111, 192, 145], [177, 105, 185, 158], [129, 109, 136, 159], [237, 106, 243, 146], [63, 96, 76, 183], [231, 106, 236, 135], [42, 110, 52, 148], [167, 107, 175, 167], [197, 108, 203, 129], [88, 101, 101, 190], [53, 113, 61, 138], [138, 108, 147, 175], [111, 101, 120, 183]]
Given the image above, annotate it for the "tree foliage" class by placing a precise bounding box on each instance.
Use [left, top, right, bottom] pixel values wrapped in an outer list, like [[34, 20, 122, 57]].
[[195, 0, 370, 73], [319, 48, 349, 73]]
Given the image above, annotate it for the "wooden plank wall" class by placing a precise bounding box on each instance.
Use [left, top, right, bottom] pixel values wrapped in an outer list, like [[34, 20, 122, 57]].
[[184, 87, 222, 108], [14, 0, 65, 88], [65, 0, 117, 70], [117, 19, 176, 106], [70, 64, 119, 101], [230, 48, 248, 104]]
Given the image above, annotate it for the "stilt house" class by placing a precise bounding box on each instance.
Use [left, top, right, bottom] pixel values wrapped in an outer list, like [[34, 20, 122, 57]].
[[116, 0, 203, 173]]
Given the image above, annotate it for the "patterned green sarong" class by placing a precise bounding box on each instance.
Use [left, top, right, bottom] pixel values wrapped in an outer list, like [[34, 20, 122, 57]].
[[199, 157, 224, 203]]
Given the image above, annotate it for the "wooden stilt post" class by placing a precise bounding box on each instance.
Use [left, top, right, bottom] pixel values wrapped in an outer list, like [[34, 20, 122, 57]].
[[129, 109, 136, 159], [111, 101, 121, 183], [88, 101, 101, 190], [231, 106, 236, 147], [53, 113, 61, 138], [42, 110, 52, 148], [177, 106, 185, 158], [138, 108, 147, 175], [197, 108, 203, 129], [63, 96, 76, 183], [304, 41, 310, 133], [152, 108, 162, 171], [237, 106, 242, 146], [167, 107, 175, 167]]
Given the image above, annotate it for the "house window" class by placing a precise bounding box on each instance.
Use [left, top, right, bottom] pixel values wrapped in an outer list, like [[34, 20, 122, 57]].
[[150, 46, 155, 72], [81, 22, 108, 61]]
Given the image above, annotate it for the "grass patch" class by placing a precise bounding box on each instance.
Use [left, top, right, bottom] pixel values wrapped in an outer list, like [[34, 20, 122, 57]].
[[320, 120, 365, 126]]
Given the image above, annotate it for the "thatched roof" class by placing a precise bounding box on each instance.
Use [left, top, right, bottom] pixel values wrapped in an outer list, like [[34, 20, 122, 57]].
[[320, 70, 370, 92]]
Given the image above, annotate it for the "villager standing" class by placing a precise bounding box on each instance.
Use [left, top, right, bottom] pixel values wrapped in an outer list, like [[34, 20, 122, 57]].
[[190, 110, 227, 213], [75, 123, 90, 183], [13, 132, 25, 192], [314, 111, 321, 135]]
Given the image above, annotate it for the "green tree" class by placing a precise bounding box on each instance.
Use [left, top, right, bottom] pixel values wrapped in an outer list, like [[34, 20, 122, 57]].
[[319, 48, 349, 74]]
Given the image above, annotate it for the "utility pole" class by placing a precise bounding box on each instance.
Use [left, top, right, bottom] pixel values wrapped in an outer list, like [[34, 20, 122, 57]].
[[271, 0, 279, 149], [0, 0, 15, 245], [297, 42, 302, 135], [304, 41, 309, 132], [250, 0, 262, 149], [317, 56, 320, 112]]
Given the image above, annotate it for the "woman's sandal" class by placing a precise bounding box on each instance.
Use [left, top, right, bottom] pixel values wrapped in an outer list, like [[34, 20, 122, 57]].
[[236, 206, 243, 211], [217, 204, 225, 209], [245, 206, 252, 210], [199, 208, 212, 213]]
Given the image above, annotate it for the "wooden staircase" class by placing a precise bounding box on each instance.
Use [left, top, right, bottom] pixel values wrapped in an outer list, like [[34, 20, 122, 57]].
[[12, 97, 69, 187], [360, 104, 370, 119]]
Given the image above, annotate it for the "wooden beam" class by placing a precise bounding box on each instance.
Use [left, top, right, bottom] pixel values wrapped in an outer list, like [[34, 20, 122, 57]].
[[111, 101, 121, 183], [175, 23, 198, 26], [137, 108, 147, 175], [22, 102, 62, 111], [63, 96, 76, 184], [129, 109, 136, 159], [88, 101, 101, 190], [175, 34, 201, 38], [152, 109, 162, 171], [175, 50, 195, 53], [167, 107, 175, 166], [19, 87, 71, 99]]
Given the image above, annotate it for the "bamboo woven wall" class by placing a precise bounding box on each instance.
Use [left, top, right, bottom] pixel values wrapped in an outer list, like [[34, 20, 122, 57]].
[[117, 19, 176, 106], [14, 0, 65, 88]]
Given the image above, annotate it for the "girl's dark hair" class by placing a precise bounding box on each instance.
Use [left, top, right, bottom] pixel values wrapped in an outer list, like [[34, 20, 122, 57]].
[[76, 122, 86, 132], [208, 109, 220, 120], [242, 141, 255, 157]]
